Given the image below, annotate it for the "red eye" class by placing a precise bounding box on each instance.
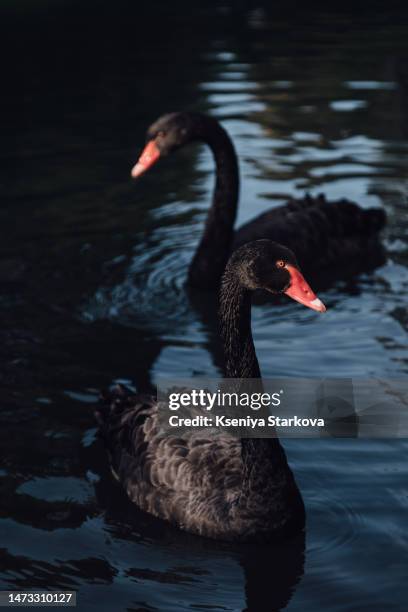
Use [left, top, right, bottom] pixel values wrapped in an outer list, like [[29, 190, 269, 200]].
[[276, 260, 285, 268]]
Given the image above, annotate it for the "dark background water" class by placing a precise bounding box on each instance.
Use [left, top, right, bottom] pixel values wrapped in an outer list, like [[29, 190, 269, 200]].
[[1, 2, 408, 610]]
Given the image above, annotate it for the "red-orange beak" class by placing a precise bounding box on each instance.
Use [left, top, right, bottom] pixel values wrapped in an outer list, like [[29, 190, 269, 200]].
[[284, 265, 326, 312], [131, 139, 161, 178]]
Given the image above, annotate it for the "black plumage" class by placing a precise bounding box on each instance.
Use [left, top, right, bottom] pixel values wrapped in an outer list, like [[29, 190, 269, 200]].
[[132, 112, 386, 289], [96, 240, 323, 542]]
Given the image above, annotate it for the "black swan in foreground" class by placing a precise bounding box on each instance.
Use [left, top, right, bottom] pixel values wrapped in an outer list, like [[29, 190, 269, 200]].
[[131, 112, 386, 290], [96, 240, 326, 541]]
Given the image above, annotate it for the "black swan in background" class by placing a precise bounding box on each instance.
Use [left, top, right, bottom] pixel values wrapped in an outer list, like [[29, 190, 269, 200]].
[[96, 240, 326, 541], [131, 112, 386, 290]]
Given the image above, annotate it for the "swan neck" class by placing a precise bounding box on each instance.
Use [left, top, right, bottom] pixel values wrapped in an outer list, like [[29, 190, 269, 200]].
[[219, 272, 260, 380], [188, 116, 239, 289], [219, 269, 288, 488]]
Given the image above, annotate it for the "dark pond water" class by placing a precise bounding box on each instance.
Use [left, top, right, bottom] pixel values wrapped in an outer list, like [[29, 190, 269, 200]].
[[1, 2, 408, 610]]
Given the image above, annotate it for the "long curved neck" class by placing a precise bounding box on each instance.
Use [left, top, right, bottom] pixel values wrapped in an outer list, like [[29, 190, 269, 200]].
[[187, 115, 239, 290], [219, 269, 290, 495], [219, 269, 260, 379]]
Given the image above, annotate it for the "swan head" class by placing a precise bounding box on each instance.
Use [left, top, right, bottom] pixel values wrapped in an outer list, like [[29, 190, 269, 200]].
[[131, 112, 199, 178], [226, 240, 326, 313]]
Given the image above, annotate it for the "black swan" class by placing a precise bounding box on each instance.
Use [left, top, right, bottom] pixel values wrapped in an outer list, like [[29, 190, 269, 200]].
[[131, 112, 386, 290], [96, 239, 326, 541]]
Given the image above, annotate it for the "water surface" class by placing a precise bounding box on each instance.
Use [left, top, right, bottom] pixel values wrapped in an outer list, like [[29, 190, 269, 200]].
[[1, 3, 408, 610]]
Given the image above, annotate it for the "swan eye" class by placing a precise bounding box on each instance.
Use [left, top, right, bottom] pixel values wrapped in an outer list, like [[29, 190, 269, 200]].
[[157, 130, 166, 139], [276, 260, 285, 268]]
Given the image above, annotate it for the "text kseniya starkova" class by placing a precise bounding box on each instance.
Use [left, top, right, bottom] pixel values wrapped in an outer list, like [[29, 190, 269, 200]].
[[166, 389, 325, 429]]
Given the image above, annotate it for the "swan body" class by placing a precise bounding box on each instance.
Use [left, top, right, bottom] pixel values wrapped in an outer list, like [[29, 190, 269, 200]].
[[233, 194, 386, 282], [96, 388, 303, 542], [132, 112, 386, 289], [96, 240, 326, 541]]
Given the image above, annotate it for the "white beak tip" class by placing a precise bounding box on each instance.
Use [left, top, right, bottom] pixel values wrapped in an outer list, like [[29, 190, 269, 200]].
[[131, 163, 145, 178], [310, 298, 326, 313]]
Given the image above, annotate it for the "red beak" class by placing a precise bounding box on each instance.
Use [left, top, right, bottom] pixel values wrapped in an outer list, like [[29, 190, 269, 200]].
[[131, 139, 161, 178], [284, 265, 326, 312]]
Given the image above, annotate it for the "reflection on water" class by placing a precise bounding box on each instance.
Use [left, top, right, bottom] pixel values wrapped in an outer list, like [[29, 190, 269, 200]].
[[1, 2, 408, 610]]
